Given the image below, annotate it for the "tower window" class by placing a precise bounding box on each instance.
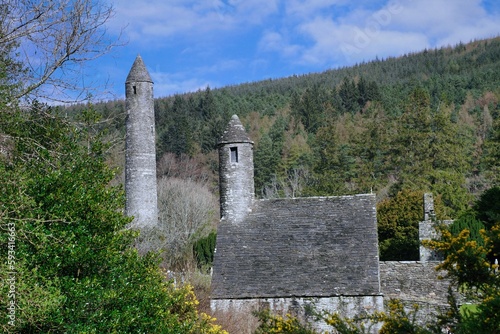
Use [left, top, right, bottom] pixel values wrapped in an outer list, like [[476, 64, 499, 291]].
[[133, 86, 137, 94], [230, 147, 238, 163]]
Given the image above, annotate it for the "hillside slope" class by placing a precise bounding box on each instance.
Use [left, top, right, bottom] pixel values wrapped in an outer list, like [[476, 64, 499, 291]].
[[66, 36, 500, 224]]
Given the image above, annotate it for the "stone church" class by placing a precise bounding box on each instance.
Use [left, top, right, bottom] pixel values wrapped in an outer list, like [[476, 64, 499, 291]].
[[123, 57, 453, 333], [210, 115, 452, 333]]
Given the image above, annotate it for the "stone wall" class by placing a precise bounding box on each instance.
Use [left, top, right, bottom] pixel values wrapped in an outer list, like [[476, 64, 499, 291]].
[[380, 261, 453, 323], [211, 261, 458, 330], [218, 115, 255, 225], [211, 295, 384, 334], [380, 261, 450, 303], [125, 56, 158, 230], [419, 220, 453, 262], [218, 142, 254, 224]]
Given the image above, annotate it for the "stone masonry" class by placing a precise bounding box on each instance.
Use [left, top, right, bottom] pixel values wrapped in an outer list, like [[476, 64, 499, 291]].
[[212, 115, 383, 333], [218, 115, 255, 225], [125, 55, 158, 229]]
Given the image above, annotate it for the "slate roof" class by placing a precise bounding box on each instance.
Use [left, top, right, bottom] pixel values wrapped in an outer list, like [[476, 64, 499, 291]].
[[126, 55, 153, 83], [218, 115, 253, 145], [211, 194, 381, 299]]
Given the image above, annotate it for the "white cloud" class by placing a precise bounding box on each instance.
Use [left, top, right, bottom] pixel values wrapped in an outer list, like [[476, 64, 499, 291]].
[[286, 0, 349, 17], [259, 31, 301, 57], [151, 70, 213, 97], [109, 0, 280, 46], [264, 0, 500, 67], [386, 0, 499, 43], [148, 58, 243, 96], [391, 0, 483, 31], [228, 0, 280, 24], [337, 29, 429, 63], [98, 0, 500, 99]]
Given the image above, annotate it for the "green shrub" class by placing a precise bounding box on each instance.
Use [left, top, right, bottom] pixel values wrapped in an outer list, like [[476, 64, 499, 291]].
[[0, 106, 226, 333]]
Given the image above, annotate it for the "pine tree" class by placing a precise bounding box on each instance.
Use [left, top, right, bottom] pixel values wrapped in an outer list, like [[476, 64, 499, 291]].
[[254, 134, 278, 197], [338, 77, 360, 114], [291, 84, 326, 133], [377, 189, 424, 260], [158, 95, 195, 156], [483, 118, 500, 185]]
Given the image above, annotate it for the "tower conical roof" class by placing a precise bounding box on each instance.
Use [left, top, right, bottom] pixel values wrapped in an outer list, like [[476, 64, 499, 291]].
[[126, 55, 153, 83], [218, 115, 253, 145]]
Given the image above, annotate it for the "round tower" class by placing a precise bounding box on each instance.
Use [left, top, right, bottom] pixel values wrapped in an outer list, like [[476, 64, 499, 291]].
[[125, 55, 158, 229], [218, 115, 254, 224]]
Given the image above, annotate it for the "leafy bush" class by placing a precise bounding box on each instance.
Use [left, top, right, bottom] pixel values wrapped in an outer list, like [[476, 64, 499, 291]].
[[254, 309, 315, 334], [0, 106, 226, 333], [193, 231, 217, 271]]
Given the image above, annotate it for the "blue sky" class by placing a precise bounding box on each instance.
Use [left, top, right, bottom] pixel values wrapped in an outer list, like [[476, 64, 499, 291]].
[[88, 0, 500, 100]]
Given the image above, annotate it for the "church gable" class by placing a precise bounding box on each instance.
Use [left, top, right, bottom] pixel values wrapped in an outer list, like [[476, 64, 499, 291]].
[[211, 194, 380, 299]]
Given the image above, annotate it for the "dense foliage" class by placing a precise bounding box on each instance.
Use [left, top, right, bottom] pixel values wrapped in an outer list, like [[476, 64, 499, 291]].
[[376, 189, 445, 260], [193, 232, 217, 271], [0, 106, 226, 333], [423, 187, 500, 333]]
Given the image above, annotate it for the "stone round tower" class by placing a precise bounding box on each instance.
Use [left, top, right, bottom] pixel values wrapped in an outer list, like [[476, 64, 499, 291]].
[[125, 55, 158, 229], [218, 115, 254, 224]]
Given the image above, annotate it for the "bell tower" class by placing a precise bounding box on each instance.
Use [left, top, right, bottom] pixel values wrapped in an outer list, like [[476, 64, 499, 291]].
[[218, 115, 254, 224], [125, 55, 158, 229]]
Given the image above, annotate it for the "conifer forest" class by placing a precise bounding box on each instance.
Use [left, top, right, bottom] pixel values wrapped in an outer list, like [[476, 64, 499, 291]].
[[68, 37, 500, 261]]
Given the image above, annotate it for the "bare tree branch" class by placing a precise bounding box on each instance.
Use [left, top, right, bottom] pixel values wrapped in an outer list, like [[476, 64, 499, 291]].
[[0, 0, 123, 103], [137, 177, 218, 270]]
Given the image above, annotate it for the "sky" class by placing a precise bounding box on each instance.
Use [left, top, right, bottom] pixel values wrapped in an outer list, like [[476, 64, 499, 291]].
[[88, 0, 500, 101]]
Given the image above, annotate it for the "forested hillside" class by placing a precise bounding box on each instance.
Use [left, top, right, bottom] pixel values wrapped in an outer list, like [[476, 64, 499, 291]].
[[67, 37, 500, 261]]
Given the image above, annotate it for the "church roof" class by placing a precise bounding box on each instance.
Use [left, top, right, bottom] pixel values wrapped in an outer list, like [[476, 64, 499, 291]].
[[126, 55, 153, 83], [211, 194, 381, 299], [218, 115, 253, 145]]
